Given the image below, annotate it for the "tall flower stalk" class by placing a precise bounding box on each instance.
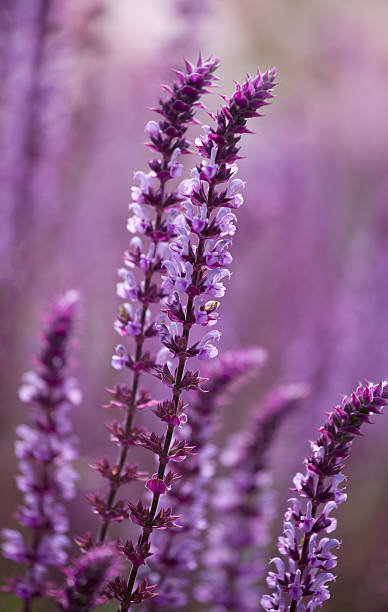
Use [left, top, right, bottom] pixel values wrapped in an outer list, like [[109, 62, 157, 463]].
[[144, 348, 268, 609], [89, 54, 220, 544], [261, 380, 388, 612], [196, 384, 308, 611], [1, 291, 81, 611], [107, 65, 277, 611]]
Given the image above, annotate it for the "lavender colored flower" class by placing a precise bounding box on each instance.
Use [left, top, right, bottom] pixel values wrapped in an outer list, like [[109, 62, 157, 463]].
[[261, 380, 388, 612], [91, 54, 220, 546], [1, 290, 81, 610], [112, 65, 277, 611], [195, 384, 308, 612], [143, 348, 268, 609], [55, 544, 121, 612], [157, 65, 277, 366]]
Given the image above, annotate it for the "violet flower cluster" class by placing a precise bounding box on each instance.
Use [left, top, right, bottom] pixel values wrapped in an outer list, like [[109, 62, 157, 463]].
[[143, 348, 268, 609], [1, 291, 81, 610], [89, 54, 220, 548], [103, 61, 277, 610], [195, 384, 308, 612], [261, 380, 388, 612]]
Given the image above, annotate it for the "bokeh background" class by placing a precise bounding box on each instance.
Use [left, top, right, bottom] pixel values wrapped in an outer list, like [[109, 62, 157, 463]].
[[1, 0, 388, 610]]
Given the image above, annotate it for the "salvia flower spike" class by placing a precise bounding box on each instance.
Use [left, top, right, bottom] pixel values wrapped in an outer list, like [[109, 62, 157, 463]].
[[144, 348, 268, 609], [94, 54, 219, 544], [261, 380, 388, 612], [1, 291, 81, 610], [114, 65, 277, 611], [196, 384, 308, 611]]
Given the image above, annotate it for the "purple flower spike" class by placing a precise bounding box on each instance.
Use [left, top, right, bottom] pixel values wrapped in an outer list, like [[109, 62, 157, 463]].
[[261, 380, 388, 611], [1, 291, 81, 609], [196, 384, 308, 612], [157, 66, 277, 372], [114, 62, 276, 611], [95, 54, 219, 546], [143, 348, 267, 610]]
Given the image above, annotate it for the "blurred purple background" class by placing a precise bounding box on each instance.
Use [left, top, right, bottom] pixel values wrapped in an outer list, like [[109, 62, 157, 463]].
[[1, 1, 387, 610]]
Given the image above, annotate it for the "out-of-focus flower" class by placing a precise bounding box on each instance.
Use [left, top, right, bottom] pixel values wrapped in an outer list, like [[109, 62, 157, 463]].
[[144, 348, 267, 609], [196, 384, 308, 611], [1, 291, 81, 606], [55, 544, 120, 611]]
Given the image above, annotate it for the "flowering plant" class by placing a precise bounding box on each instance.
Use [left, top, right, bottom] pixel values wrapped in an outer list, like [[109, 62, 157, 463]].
[[2, 49, 386, 612], [2, 291, 81, 609], [104, 56, 277, 610], [262, 380, 388, 611]]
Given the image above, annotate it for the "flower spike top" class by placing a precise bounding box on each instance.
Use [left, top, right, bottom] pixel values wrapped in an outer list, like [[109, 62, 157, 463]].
[[196, 67, 277, 166], [261, 380, 388, 612], [158, 66, 277, 367], [149, 53, 220, 158], [1, 291, 81, 609]]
